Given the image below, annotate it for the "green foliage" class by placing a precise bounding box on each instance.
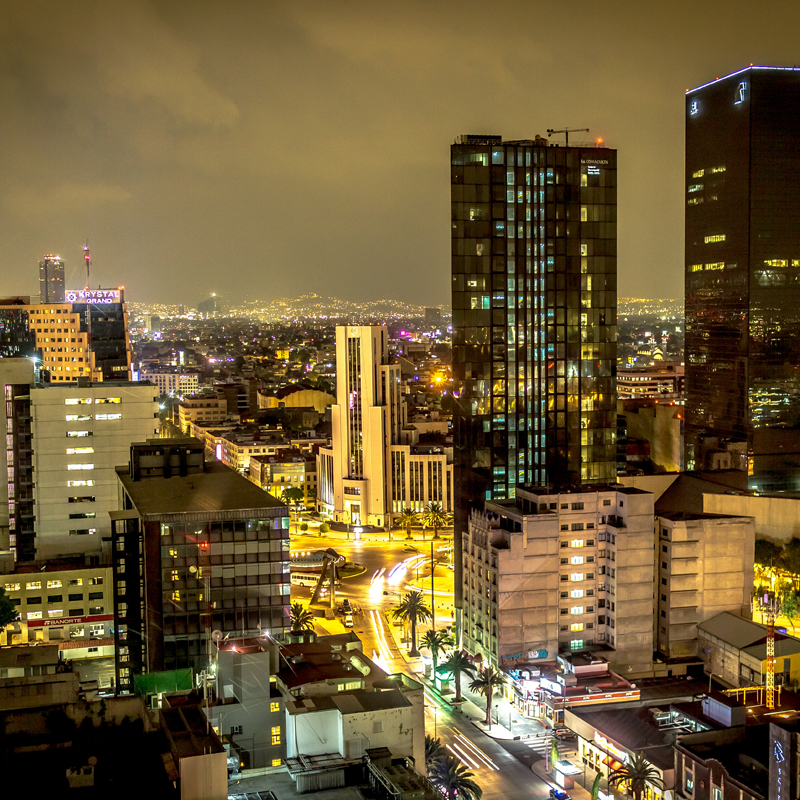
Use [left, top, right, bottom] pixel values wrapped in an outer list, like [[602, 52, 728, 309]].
[[421, 501, 452, 540], [0, 588, 19, 630], [395, 508, 419, 540], [755, 538, 784, 567], [300, 522, 308, 532], [469, 666, 505, 726], [428, 753, 482, 800], [289, 602, 315, 633], [782, 537, 800, 576], [609, 751, 664, 800], [391, 590, 432, 656], [280, 486, 305, 506], [591, 772, 602, 800], [441, 651, 477, 703], [425, 734, 445, 768], [421, 629, 451, 674]]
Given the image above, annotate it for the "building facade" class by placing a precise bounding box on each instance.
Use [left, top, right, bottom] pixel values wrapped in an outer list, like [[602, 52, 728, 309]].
[[39, 255, 65, 304], [30, 382, 160, 559], [462, 485, 655, 677], [685, 66, 800, 491], [140, 369, 199, 397], [451, 133, 618, 612], [178, 395, 228, 433], [317, 325, 453, 527], [111, 440, 290, 693]]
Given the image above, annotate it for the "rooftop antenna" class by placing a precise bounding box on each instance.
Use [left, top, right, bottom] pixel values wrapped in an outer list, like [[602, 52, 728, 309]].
[[83, 240, 91, 289], [546, 127, 589, 147], [82, 241, 93, 383]]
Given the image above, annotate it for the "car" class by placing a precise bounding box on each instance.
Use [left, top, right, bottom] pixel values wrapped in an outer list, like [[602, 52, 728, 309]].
[[403, 546, 418, 553], [553, 727, 575, 740], [341, 598, 352, 613], [344, 613, 354, 628], [549, 789, 571, 800]]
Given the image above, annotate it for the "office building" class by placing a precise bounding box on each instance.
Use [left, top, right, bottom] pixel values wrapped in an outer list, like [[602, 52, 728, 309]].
[[111, 439, 290, 693], [316, 325, 453, 526], [0, 289, 132, 383], [685, 66, 800, 491], [139, 368, 199, 397], [462, 485, 655, 677], [451, 133, 618, 608], [0, 359, 36, 562], [38, 254, 65, 304], [30, 381, 160, 559]]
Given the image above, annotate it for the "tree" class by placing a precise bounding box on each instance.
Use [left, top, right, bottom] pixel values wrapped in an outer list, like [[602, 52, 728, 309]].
[[420, 501, 452, 541], [0, 588, 19, 630], [783, 590, 800, 633], [608, 752, 664, 800], [782, 537, 800, 579], [425, 734, 445, 769], [441, 651, 476, 703], [469, 666, 505, 728], [755, 538, 784, 568], [428, 753, 482, 800], [391, 590, 431, 657], [421, 629, 451, 676], [591, 772, 602, 800], [319, 522, 330, 534], [289, 602, 315, 633], [395, 508, 419, 541]]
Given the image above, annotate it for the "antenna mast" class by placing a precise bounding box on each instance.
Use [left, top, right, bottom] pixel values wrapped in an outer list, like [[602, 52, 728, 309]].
[[546, 127, 589, 147], [83, 241, 91, 289]]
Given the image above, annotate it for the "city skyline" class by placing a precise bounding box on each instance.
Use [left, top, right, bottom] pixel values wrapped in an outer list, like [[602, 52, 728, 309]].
[[3, 2, 800, 306]]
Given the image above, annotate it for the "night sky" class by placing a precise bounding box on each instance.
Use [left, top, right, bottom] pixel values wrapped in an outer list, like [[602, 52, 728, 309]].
[[1, 1, 798, 307]]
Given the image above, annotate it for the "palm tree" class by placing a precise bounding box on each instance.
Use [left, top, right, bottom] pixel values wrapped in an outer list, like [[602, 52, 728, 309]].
[[281, 486, 305, 531], [425, 734, 445, 769], [391, 590, 432, 657], [395, 508, 418, 540], [441, 651, 476, 703], [289, 602, 315, 633], [421, 501, 452, 540], [609, 751, 664, 800], [428, 753, 482, 800], [469, 666, 505, 727], [421, 629, 451, 676]]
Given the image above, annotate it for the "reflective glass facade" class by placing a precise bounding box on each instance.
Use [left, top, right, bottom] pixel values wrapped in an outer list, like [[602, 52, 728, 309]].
[[451, 135, 618, 603], [685, 68, 800, 490]]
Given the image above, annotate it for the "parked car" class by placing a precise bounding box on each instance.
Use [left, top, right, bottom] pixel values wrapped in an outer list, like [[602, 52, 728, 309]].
[[554, 726, 575, 740], [549, 789, 571, 800], [341, 598, 352, 613], [344, 612, 354, 628]]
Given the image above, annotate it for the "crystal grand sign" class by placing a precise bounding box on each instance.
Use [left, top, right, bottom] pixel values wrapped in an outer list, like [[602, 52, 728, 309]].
[[65, 289, 121, 303]]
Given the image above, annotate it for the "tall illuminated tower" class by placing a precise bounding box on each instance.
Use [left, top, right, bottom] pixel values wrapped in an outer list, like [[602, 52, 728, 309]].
[[38, 254, 65, 303], [685, 67, 800, 491], [451, 134, 618, 603]]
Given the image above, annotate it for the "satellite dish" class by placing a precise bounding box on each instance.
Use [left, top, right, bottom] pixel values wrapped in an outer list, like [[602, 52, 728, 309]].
[[211, 630, 223, 643]]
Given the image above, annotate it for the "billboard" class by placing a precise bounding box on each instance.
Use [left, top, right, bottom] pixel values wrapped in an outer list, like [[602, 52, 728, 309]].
[[65, 289, 121, 303]]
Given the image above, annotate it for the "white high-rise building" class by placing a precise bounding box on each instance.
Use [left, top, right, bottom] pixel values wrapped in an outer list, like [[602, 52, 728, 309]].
[[31, 382, 159, 558], [317, 325, 453, 527]]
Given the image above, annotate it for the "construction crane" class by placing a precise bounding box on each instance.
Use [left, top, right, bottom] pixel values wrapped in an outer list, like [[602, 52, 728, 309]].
[[760, 591, 781, 709], [546, 127, 589, 147]]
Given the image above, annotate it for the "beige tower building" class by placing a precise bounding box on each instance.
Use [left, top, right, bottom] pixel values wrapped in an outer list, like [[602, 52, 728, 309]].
[[317, 325, 453, 528]]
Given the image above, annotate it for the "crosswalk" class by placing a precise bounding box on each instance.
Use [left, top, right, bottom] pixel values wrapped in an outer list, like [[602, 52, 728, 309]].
[[522, 736, 551, 756]]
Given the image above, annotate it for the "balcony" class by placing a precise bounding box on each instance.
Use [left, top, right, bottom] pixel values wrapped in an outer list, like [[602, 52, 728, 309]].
[[606, 515, 626, 530]]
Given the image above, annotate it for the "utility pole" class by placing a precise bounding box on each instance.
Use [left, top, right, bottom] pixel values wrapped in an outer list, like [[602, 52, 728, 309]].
[[431, 539, 435, 632], [546, 127, 589, 147]]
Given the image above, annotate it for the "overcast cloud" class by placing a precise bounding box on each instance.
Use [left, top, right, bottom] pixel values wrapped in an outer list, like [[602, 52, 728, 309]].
[[1, 0, 799, 306]]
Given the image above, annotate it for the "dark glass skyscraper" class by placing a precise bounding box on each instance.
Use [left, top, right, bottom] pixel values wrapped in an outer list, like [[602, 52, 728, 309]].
[[685, 67, 800, 491], [451, 134, 618, 602], [38, 255, 65, 304]]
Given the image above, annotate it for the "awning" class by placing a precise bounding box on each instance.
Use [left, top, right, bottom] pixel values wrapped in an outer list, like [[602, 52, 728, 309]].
[[602, 756, 624, 771]]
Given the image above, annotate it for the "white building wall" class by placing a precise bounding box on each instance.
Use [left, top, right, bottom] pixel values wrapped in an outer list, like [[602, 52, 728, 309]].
[[31, 383, 159, 558]]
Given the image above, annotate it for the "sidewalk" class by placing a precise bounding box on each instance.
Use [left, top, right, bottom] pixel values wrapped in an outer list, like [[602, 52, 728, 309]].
[[531, 759, 594, 800]]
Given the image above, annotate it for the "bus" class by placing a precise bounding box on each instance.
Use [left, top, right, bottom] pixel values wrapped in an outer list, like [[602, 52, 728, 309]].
[[290, 573, 320, 588]]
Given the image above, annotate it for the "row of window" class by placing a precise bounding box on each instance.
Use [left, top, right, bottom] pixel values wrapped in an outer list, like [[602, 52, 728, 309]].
[[21, 592, 103, 603], [4, 577, 103, 591], [65, 398, 122, 405], [26, 607, 104, 619], [65, 414, 122, 421]]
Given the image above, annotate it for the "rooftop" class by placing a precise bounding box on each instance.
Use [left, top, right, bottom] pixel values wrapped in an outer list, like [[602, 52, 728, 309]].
[[116, 461, 285, 519]]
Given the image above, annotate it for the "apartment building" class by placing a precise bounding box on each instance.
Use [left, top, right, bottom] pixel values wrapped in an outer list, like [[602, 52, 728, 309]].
[[30, 382, 159, 559], [656, 512, 755, 660], [250, 451, 317, 507], [178, 395, 228, 433], [139, 369, 199, 397], [462, 485, 655, 677]]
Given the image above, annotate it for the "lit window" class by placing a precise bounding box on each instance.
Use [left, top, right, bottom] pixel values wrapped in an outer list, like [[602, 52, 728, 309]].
[[46, 580, 62, 589], [67, 464, 94, 471], [4, 583, 20, 592], [570, 639, 583, 650], [66, 447, 94, 455], [692, 169, 704, 178], [688, 184, 703, 193], [27, 611, 42, 620], [704, 234, 726, 243], [570, 573, 584, 582], [689, 264, 703, 272], [704, 262, 724, 271], [67, 430, 92, 438], [270, 701, 280, 712], [570, 623, 584, 632], [48, 609, 64, 617], [570, 606, 584, 615], [95, 413, 122, 420], [764, 259, 788, 268], [570, 539, 584, 549], [272, 758, 281, 767], [271, 726, 281, 745], [580, 174, 587, 186], [570, 590, 584, 599], [65, 398, 92, 405], [26, 581, 42, 590], [95, 397, 121, 404], [171, 570, 179, 581], [580, 207, 588, 222], [580, 244, 588, 256], [65, 415, 91, 422], [570, 556, 584, 565], [710, 165, 726, 174], [67, 480, 94, 487]]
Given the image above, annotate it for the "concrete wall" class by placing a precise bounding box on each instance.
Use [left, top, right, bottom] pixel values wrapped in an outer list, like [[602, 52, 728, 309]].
[[339, 705, 418, 763], [624, 404, 682, 472], [618, 473, 680, 503], [703, 493, 800, 544]]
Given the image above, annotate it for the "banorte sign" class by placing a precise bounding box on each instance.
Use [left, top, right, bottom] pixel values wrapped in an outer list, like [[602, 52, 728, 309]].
[[65, 289, 121, 303], [27, 613, 113, 629]]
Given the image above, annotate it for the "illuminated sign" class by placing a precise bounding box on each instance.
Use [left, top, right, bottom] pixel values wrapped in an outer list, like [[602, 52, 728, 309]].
[[65, 289, 121, 303], [735, 81, 747, 104], [690, 100, 699, 115], [587, 166, 600, 176], [770, 723, 790, 800], [27, 612, 113, 629], [593, 732, 629, 764], [581, 159, 609, 165]]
